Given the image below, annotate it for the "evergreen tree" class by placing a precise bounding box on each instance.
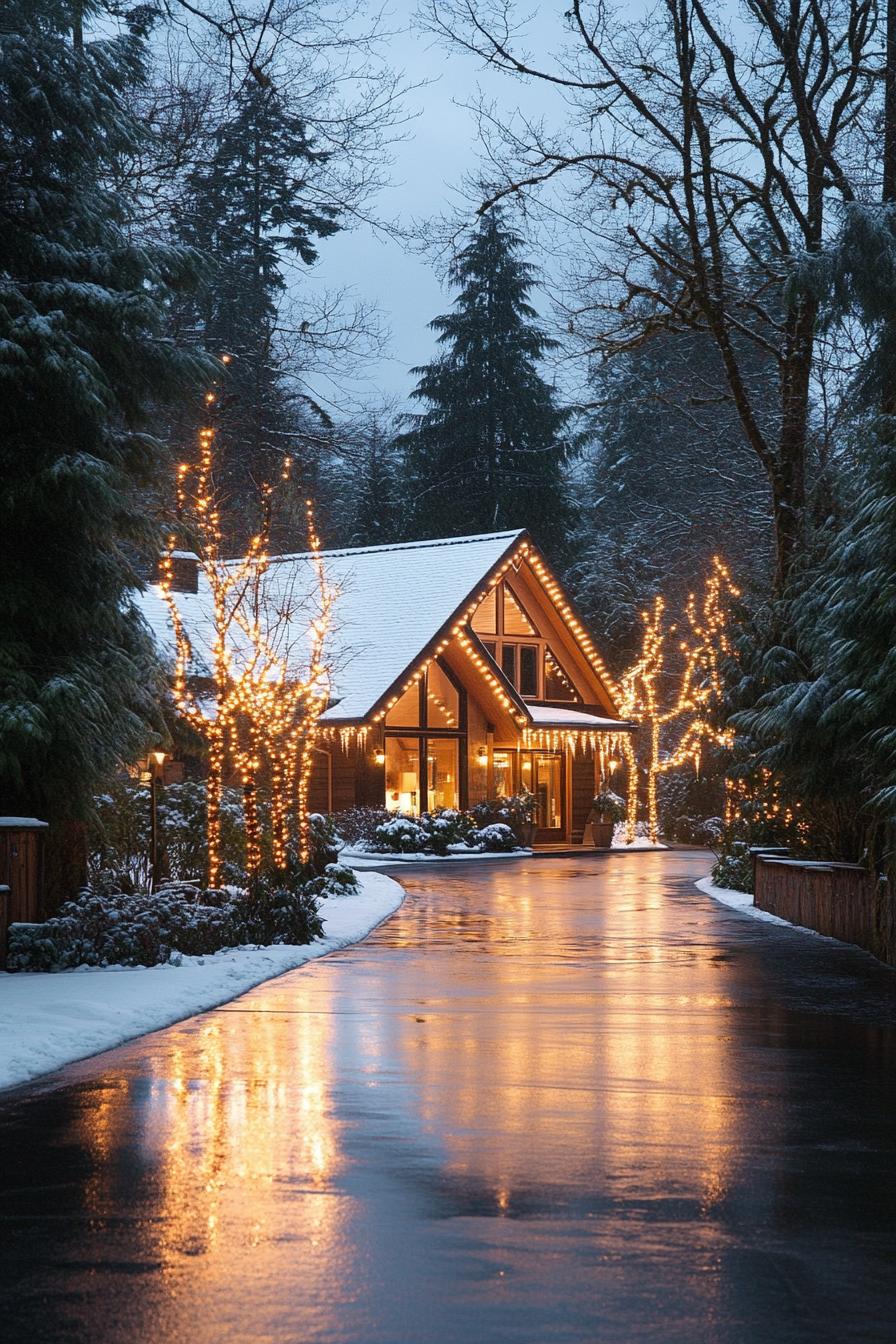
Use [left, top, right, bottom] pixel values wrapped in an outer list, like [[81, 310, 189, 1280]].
[[397, 211, 573, 557], [569, 292, 776, 663], [0, 0, 207, 902], [347, 421, 403, 547], [174, 82, 339, 533]]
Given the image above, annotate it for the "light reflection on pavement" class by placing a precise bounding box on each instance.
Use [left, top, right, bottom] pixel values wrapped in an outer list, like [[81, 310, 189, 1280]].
[[1, 850, 895, 1343]]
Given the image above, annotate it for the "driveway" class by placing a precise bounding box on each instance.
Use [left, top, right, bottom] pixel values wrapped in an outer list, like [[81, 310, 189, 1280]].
[[1, 850, 895, 1343]]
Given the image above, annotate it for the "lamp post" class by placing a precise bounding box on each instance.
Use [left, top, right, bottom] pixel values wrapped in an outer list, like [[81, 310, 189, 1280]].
[[148, 751, 168, 892]]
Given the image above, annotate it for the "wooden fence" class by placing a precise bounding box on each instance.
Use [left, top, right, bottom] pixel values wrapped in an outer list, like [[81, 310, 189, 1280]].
[[753, 853, 885, 960]]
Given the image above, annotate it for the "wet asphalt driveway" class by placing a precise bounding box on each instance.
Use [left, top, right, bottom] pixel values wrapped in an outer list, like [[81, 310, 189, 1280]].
[[1, 850, 895, 1344]]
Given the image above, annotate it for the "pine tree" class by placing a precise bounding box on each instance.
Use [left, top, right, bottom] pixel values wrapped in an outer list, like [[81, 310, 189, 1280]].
[[569, 286, 776, 662], [0, 0, 207, 903], [397, 211, 573, 557], [174, 83, 339, 533]]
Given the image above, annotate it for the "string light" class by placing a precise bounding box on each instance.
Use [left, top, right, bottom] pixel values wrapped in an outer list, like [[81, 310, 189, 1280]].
[[160, 412, 337, 883], [619, 557, 739, 843]]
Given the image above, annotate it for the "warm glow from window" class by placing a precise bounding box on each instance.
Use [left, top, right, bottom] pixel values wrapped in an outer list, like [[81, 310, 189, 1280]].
[[503, 586, 536, 635], [471, 587, 498, 634]]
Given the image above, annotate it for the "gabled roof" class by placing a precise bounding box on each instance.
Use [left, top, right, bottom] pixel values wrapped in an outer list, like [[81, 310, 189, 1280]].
[[136, 530, 524, 722], [134, 528, 630, 730]]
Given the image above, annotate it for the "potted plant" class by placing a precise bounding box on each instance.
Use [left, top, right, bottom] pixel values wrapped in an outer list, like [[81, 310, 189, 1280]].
[[589, 790, 625, 848]]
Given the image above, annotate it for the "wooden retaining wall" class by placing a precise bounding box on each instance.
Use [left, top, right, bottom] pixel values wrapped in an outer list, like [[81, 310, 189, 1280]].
[[754, 855, 884, 959]]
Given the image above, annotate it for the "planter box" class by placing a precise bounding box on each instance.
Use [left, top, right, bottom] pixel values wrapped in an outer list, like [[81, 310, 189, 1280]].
[[590, 820, 615, 849]]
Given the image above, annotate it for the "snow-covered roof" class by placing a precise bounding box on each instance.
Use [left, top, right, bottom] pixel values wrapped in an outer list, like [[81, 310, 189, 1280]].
[[135, 530, 526, 723], [526, 705, 627, 729]]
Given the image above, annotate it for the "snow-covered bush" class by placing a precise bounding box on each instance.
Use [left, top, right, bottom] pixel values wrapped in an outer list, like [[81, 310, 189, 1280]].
[[471, 791, 537, 844], [333, 806, 394, 847], [592, 790, 626, 822], [373, 816, 431, 853], [4, 866, 356, 971], [471, 823, 518, 852], [306, 813, 340, 875], [710, 841, 754, 894], [421, 808, 478, 854], [89, 779, 248, 890]]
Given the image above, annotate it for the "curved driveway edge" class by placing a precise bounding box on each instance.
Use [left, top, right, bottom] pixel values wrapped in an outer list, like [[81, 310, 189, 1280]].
[[0, 871, 405, 1093]]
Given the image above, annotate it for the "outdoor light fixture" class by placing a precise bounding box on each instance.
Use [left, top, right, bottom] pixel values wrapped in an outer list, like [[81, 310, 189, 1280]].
[[476, 745, 489, 766], [150, 750, 168, 769], [607, 757, 619, 773], [373, 748, 386, 766]]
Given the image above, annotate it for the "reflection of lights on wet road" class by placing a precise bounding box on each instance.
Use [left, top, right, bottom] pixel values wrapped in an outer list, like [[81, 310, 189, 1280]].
[[3, 851, 896, 1344]]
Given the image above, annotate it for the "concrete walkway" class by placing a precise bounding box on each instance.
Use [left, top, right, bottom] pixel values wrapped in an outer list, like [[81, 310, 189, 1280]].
[[1, 850, 895, 1343]]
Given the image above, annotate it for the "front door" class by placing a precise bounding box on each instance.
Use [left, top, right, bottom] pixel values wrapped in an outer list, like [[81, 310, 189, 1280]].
[[533, 752, 564, 840]]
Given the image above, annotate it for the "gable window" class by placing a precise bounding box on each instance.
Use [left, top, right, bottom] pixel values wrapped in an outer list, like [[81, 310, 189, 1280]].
[[503, 587, 536, 635], [471, 586, 498, 635], [544, 648, 579, 702], [471, 581, 580, 701]]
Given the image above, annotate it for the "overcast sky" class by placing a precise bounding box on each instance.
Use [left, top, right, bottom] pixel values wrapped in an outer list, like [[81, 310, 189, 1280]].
[[305, 5, 570, 409]]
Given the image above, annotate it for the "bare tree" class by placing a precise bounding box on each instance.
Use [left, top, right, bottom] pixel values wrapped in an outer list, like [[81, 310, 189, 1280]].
[[421, 0, 887, 589]]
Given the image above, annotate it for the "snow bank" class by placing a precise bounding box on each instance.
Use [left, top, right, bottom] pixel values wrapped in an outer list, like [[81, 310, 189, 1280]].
[[611, 837, 668, 851], [341, 846, 532, 867], [0, 872, 404, 1093]]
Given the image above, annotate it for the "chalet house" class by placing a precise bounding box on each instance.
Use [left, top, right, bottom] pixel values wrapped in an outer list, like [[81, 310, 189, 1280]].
[[136, 529, 633, 846]]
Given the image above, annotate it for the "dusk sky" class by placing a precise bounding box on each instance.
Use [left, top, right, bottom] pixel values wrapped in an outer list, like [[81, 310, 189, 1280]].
[[307, 5, 569, 407]]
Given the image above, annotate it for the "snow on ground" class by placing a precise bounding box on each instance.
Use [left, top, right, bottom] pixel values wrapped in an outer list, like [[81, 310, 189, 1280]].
[[0, 871, 404, 1094], [695, 875, 817, 932], [611, 837, 668, 850], [341, 846, 532, 867]]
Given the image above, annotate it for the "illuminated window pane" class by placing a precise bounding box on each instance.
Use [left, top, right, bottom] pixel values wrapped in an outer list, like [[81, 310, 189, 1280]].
[[544, 648, 578, 701], [535, 754, 563, 829], [385, 681, 421, 726], [427, 661, 459, 728], [503, 586, 536, 635], [385, 737, 420, 814], [493, 750, 513, 798], [471, 587, 498, 634], [427, 738, 458, 811], [519, 644, 538, 697]]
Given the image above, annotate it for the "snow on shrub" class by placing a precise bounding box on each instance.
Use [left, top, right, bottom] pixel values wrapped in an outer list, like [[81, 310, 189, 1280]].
[[333, 806, 394, 847], [4, 865, 363, 972], [471, 823, 518, 853], [421, 808, 477, 854], [373, 816, 431, 853]]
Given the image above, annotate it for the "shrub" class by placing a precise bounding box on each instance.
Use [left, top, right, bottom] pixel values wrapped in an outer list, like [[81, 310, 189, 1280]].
[[4, 864, 363, 971], [421, 808, 478, 854], [240, 871, 325, 946], [373, 815, 431, 853], [333, 806, 394, 847], [711, 841, 754, 894], [471, 791, 536, 844], [592, 790, 626, 823], [472, 823, 518, 852], [89, 779, 248, 890], [306, 813, 340, 875]]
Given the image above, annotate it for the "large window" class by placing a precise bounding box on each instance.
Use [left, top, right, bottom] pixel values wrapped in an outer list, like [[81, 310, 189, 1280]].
[[383, 658, 465, 814], [385, 737, 421, 814], [471, 582, 580, 701], [427, 738, 459, 811]]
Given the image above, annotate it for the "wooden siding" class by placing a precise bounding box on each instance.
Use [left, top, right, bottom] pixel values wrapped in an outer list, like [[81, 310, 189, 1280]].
[[754, 856, 886, 961], [571, 752, 596, 843]]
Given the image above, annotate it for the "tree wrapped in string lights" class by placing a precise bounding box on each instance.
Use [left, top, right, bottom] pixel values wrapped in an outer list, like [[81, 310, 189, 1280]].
[[159, 417, 336, 886], [619, 557, 739, 843]]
